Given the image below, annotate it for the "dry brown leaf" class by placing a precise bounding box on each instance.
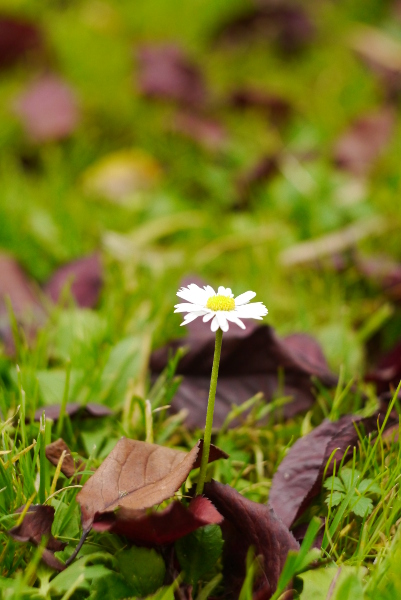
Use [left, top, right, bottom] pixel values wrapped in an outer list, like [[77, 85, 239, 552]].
[[77, 438, 227, 530], [45, 438, 85, 479]]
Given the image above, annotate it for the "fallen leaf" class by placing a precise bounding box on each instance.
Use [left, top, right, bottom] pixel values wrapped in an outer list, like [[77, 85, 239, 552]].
[[204, 480, 299, 599], [366, 339, 401, 394], [35, 402, 112, 423], [44, 253, 103, 308], [0, 16, 43, 69], [77, 438, 227, 530], [92, 496, 222, 546], [172, 112, 226, 151], [13, 74, 80, 142], [0, 252, 46, 354], [82, 149, 162, 202], [236, 155, 279, 208], [269, 412, 394, 528], [45, 438, 85, 479], [333, 109, 395, 176], [355, 254, 401, 302], [229, 88, 291, 125], [150, 325, 337, 429], [350, 25, 401, 102], [136, 45, 208, 108], [214, 5, 314, 54], [9, 505, 65, 571]]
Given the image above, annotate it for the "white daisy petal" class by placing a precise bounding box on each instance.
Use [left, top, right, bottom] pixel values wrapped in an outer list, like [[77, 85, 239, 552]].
[[174, 303, 205, 313], [235, 303, 268, 318], [203, 285, 216, 297], [175, 282, 267, 331], [234, 291, 256, 305], [211, 316, 219, 332], [216, 312, 229, 332], [226, 313, 246, 329]]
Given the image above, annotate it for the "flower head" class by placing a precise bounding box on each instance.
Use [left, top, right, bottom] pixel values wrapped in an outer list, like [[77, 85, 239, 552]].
[[174, 284, 268, 332]]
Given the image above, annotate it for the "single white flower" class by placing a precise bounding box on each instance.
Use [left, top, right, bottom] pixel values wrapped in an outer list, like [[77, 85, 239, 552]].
[[174, 283, 268, 332]]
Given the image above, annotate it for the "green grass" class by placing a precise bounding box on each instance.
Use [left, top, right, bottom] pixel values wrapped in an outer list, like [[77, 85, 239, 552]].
[[1, 0, 401, 597]]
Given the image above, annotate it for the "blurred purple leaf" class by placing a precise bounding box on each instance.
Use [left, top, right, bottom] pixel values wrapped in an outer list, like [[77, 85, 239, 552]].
[[34, 402, 112, 422], [137, 44, 208, 108], [214, 5, 315, 54], [13, 74, 80, 142], [172, 111, 227, 151], [356, 254, 401, 302], [334, 109, 395, 176], [366, 338, 401, 395], [229, 88, 292, 125], [0, 16, 43, 69], [0, 252, 46, 354], [44, 253, 103, 308]]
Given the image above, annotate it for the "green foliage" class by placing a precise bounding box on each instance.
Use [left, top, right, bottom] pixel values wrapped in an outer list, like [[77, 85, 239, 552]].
[[118, 546, 166, 597], [175, 524, 223, 587], [324, 468, 381, 517]]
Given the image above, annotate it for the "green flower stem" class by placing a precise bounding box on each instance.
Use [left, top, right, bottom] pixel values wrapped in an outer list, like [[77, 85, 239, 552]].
[[196, 327, 223, 495]]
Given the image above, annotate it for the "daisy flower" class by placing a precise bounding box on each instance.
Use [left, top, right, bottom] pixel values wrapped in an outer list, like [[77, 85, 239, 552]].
[[174, 283, 268, 332]]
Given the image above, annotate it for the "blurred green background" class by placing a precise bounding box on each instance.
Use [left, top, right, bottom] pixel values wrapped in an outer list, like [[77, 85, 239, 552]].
[[1, 0, 401, 376]]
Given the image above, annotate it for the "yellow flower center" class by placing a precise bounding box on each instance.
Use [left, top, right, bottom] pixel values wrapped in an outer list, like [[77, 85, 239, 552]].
[[206, 295, 235, 311]]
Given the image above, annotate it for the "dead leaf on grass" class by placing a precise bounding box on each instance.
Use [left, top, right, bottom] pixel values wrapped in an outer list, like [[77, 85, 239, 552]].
[[355, 254, 401, 302], [366, 338, 401, 394], [0, 252, 46, 354], [0, 16, 43, 69], [204, 480, 299, 599], [44, 253, 103, 308], [333, 109, 395, 176], [35, 401, 112, 423], [171, 112, 227, 151], [77, 438, 227, 530], [45, 438, 85, 479], [9, 505, 65, 571], [13, 74, 80, 142], [151, 324, 337, 429], [229, 88, 291, 125], [136, 45, 208, 108], [92, 495, 223, 545], [214, 5, 315, 54], [269, 412, 395, 528]]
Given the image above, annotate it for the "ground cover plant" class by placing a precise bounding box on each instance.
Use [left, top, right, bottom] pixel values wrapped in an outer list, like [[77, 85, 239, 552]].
[[1, 0, 401, 597]]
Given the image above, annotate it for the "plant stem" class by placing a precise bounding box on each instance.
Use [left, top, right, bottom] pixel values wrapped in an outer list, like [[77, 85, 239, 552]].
[[196, 328, 223, 495]]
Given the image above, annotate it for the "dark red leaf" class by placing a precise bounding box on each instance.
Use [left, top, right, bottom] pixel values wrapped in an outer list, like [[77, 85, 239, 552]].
[[77, 438, 227, 530], [229, 88, 291, 125], [151, 325, 337, 429], [34, 402, 112, 422], [366, 338, 401, 394], [214, 5, 314, 55], [269, 412, 395, 528], [204, 480, 299, 599], [333, 109, 395, 176], [0, 16, 43, 69], [0, 252, 46, 354], [13, 74, 80, 142], [137, 45, 208, 108], [9, 505, 65, 571], [44, 253, 103, 308], [356, 254, 401, 302], [172, 111, 226, 151], [92, 496, 222, 546]]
